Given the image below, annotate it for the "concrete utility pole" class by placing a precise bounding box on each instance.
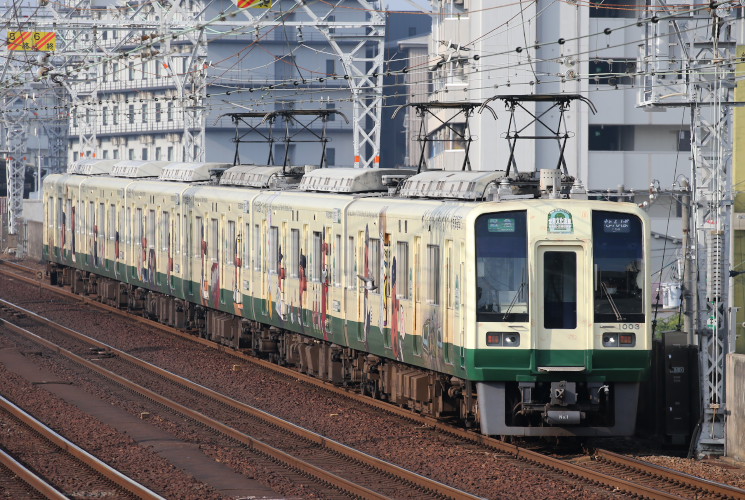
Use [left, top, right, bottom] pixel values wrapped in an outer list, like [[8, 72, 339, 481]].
[[639, 1, 738, 456]]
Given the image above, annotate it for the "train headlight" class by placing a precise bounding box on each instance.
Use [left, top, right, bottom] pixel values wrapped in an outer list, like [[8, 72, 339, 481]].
[[486, 332, 520, 347], [602, 332, 635, 347]]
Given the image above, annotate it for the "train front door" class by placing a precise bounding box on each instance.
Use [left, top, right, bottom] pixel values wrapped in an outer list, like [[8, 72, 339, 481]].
[[535, 245, 587, 369]]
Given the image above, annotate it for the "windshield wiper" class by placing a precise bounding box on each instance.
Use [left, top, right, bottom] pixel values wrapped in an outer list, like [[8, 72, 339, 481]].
[[600, 282, 623, 322], [502, 281, 526, 320]]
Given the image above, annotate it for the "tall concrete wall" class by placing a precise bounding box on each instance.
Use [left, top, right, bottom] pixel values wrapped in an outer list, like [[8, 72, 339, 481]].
[[726, 353, 745, 461]]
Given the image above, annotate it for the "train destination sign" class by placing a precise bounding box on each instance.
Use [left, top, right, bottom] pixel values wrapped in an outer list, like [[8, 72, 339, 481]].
[[488, 218, 515, 232], [547, 209, 573, 234], [603, 217, 631, 233]]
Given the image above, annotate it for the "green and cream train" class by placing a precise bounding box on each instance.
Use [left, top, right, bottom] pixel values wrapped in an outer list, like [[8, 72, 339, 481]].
[[43, 159, 651, 436]]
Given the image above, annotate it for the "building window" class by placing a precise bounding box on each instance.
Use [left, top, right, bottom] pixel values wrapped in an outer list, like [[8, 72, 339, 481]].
[[155, 102, 162, 122], [128, 148, 135, 160], [142, 103, 148, 123], [113, 105, 119, 125], [328, 15, 335, 34], [326, 147, 335, 167], [590, 59, 636, 86], [326, 103, 335, 121], [113, 150, 119, 159], [590, 0, 638, 17], [128, 104, 135, 124], [141, 61, 147, 80], [102, 150, 108, 159], [155, 147, 162, 161], [142, 148, 148, 160], [408, 26, 416, 36], [128, 62, 135, 80], [102, 108, 108, 126], [589, 125, 635, 151], [326, 59, 335, 76], [167, 101, 174, 121], [156, 63, 162, 78], [677, 130, 691, 151], [167, 146, 174, 161]]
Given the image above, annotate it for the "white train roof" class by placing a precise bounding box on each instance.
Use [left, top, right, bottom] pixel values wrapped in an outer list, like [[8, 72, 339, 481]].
[[159, 162, 232, 182], [399, 170, 507, 200], [219, 165, 304, 188], [298, 168, 414, 193], [110, 160, 170, 178], [68, 159, 119, 175]]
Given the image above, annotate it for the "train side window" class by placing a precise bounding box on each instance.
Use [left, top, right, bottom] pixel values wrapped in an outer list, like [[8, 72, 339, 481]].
[[396, 241, 409, 299], [254, 224, 261, 271], [291, 228, 300, 278], [312, 231, 322, 282], [369, 238, 380, 292], [174, 214, 180, 255], [269, 226, 278, 273], [195, 216, 203, 257], [126, 207, 131, 245], [244, 223, 250, 269], [334, 235, 342, 286], [161, 211, 170, 251], [99, 203, 105, 241], [109, 204, 115, 240], [210, 218, 219, 261], [427, 244, 440, 304], [136, 208, 143, 247], [227, 220, 236, 265], [148, 210, 156, 249], [347, 236, 356, 289], [89, 201, 95, 236]]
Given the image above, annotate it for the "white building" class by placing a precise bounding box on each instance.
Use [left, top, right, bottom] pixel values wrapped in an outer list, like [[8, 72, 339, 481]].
[[426, 0, 693, 283]]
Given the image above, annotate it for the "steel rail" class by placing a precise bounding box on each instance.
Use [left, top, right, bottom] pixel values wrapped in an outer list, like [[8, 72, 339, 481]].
[[0, 302, 481, 500], [594, 449, 745, 499], [0, 394, 163, 500], [1, 261, 742, 499], [0, 447, 67, 500]]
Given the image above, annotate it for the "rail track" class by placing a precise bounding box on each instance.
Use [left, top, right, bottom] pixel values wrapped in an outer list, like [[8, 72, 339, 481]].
[[0, 393, 162, 499], [2, 259, 745, 499], [0, 295, 480, 499]]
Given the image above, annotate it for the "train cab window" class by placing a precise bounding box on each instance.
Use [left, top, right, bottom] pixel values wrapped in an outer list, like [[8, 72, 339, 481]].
[[592, 212, 644, 323], [543, 251, 577, 329], [475, 212, 528, 322]]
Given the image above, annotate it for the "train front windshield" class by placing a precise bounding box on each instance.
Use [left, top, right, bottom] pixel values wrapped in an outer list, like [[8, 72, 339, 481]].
[[475, 211, 528, 322], [592, 211, 645, 323]]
